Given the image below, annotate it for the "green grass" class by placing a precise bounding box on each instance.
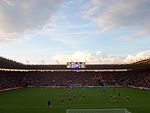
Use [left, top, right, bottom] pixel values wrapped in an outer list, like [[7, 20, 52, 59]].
[[0, 87, 150, 113]]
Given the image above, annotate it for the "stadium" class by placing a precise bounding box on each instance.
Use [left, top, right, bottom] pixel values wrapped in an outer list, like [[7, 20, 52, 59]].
[[0, 0, 150, 113], [0, 57, 150, 113]]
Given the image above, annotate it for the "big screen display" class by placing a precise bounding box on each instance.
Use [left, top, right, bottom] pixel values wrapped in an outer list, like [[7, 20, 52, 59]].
[[67, 62, 85, 68]]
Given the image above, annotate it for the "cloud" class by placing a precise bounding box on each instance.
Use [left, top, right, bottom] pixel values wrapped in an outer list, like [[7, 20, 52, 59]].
[[0, 0, 64, 42], [124, 50, 150, 63], [82, 0, 150, 36], [51, 51, 106, 64], [51, 50, 150, 64]]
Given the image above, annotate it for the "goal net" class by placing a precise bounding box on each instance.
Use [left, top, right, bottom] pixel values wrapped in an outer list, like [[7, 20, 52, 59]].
[[70, 84, 83, 88], [66, 109, 131, 113]]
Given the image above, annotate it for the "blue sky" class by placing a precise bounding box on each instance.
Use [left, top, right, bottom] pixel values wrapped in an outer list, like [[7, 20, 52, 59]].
[[0, 0, 150, 64]]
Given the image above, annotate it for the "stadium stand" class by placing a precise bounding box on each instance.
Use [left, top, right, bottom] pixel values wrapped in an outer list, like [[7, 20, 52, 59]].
[[0, 56, 150, 90], [0, 71, 149, 90]]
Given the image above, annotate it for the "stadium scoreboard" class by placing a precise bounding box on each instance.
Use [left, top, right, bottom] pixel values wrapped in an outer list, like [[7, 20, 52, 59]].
[[67, 62, 85, 68]]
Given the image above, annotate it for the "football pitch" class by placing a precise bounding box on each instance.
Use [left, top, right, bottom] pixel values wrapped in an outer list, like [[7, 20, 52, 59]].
[[0, 87, 149, 113]]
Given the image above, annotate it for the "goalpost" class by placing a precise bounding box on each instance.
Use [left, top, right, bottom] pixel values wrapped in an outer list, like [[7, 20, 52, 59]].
[[66, 109, 131, 113]]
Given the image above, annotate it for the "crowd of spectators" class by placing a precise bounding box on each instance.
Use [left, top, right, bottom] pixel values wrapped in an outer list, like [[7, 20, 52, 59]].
[[0, 70, 149, 90], [0, 56, 149, 90]]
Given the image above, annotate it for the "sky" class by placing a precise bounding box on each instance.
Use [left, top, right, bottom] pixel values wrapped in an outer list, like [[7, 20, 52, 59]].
[[0, 0, 150, 64]]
